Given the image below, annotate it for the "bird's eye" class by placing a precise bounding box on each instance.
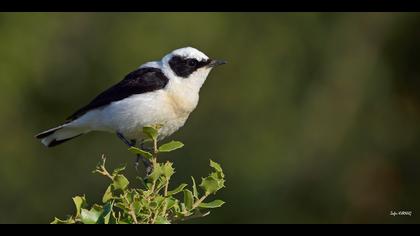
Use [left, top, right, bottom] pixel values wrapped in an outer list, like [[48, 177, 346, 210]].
[[187, 59, 198, 67]]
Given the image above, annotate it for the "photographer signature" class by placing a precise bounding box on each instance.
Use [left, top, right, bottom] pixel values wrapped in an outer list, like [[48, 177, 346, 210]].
[[390, 210, 413, 216]]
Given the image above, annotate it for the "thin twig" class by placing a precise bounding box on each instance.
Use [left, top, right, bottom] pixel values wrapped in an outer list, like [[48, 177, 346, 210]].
[[123, 194, 138, 224], [160, 177, 171, 218], [93, 155, 114, 180], [192, 195, 208, 209]]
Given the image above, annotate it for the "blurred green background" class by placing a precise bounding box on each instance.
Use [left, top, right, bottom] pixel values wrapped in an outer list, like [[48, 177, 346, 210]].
[[0, 13, 419, 224]]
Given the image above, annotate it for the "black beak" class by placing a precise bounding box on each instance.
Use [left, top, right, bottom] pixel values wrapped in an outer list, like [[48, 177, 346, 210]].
[[207, 59, 227, 67]]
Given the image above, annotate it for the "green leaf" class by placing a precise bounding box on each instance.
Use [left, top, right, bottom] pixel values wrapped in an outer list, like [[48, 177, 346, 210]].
[[210, 160, 224, 175], [153, 196, 165, 209], [162, 162, 175, 178], [158, 141, 184, 152], [148, 163, 163, 182], [128, 147, 153, 160], [167, 183, 187, 196], [72, 195, 87, 217], [154, 178, 167, 193], [112, 165, 126, 176], [155, 216, 170, 224], [200, 176, 224, 195], [102, 185, 113, 203], [183, 189, 194, 210], [114, 202, 129, 211], [199, 200, 225, 209], [80, 205, 103, 224], [112, 174, 129, 191], [96, 202, 113, 224], [143, 126, 158, 141], [149, 201, 158, 209], [191, 176, 198, 199], [210, 172, 226, 187], [165, 197, 178, 210], [126, 189, 136, 202]]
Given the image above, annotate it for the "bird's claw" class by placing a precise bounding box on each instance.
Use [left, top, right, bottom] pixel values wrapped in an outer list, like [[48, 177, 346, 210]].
[[134, 154, 153, 176], [134, 156, 141, 173]]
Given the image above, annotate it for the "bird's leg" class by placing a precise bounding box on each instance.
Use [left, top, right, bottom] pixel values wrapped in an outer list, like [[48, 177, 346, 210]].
[[116, 132, 151, 175], [140, 140, 153, 153], [130, 139, 141, 173], [116, 132, 133, 147], [140, 140, 153, 176]]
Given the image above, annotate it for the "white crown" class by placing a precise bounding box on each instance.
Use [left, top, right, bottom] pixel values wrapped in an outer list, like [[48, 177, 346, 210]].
[[168, 47, 209, 61]]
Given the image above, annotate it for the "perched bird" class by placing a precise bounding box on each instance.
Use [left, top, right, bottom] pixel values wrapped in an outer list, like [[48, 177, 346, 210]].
[[36, 47, 226, 173]]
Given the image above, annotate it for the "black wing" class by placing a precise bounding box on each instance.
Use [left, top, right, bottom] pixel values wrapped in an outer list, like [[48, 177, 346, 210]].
[[65, 67, 169, 122]]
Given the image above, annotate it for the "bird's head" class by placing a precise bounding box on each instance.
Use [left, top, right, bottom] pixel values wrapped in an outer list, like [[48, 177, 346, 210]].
[[161, 47, 226, 88]]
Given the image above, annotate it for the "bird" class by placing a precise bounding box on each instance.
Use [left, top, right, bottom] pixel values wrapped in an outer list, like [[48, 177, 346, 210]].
[[35, 47, 226, 174]]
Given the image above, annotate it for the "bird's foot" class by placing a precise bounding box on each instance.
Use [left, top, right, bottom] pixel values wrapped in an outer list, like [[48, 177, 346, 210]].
[[116, 133, 154, 177], [139, 142, 154, 175], [145, 165, 153, 177], [140, 142, 153, 153], [135, 154, 153, 176], [134, 156, 140, 173]]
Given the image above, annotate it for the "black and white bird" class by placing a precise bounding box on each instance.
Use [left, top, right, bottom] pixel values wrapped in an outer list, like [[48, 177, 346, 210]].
[[36, 47, 226, 173]]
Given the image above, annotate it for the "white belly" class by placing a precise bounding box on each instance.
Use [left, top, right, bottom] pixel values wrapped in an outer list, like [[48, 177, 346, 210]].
[[71, 90, 194, 141]]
